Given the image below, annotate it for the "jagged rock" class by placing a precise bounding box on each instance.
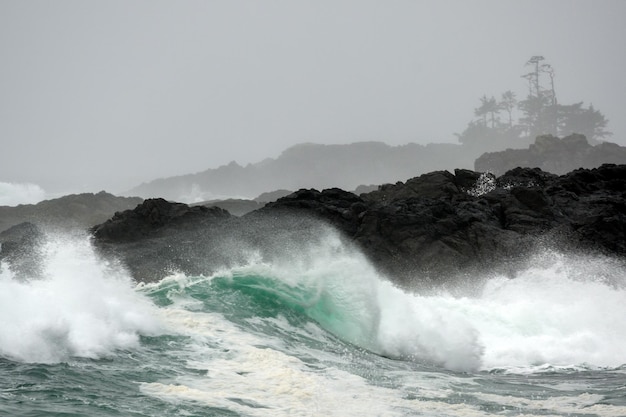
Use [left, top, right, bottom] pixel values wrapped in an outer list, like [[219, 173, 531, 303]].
[[90, 199, 234, 281], [91, 165, 626, 288], [258, 164, 626, 286], [91, 198, 231, 242]]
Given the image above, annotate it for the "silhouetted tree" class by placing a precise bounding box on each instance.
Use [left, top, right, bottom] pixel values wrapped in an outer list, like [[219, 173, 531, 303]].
[[518, 56, 558, 136], [557, 102, 611, 143], [518, 93, 556, 137], [525, 55, 545, 98], [499, 90, 517, 129], [474, 95, 499, 128], [457, 56, 611, 150]]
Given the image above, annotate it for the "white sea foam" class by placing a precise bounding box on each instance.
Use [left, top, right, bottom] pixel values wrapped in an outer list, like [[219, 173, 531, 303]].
[[0, 181, 46, 206], [179, 233, 626, 372], [474, 392, 626, 417], [376, 251, 626, 371], [0, 234, 162, 363], [469, 253, 626, 370], [147, 298, 623, 417], [144, 308, 493, 417], [376, 282, 485, 371], [141, 234, 626, 415]]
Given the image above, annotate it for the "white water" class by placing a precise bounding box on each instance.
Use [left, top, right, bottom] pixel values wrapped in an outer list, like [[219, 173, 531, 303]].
[[2, 233, 626, 415], [0, 234, 162, 363], [141, 248, 626, 417], [197, 234, 626, 372], [1, 232, 625, 374], [376, 253, 626, 371]]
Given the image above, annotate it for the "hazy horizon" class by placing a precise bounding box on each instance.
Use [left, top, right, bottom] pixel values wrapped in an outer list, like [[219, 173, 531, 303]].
[[2, 1, 625, 203]]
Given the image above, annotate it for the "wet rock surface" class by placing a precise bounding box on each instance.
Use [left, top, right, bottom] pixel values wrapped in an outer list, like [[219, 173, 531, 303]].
[[89, 165, 626, 286]]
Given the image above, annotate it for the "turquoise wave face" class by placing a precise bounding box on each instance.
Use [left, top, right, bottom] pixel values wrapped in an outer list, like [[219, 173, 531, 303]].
[[140, 245, 626, 374], [142, 267, 382, 356], [4, 232, 626, 416]]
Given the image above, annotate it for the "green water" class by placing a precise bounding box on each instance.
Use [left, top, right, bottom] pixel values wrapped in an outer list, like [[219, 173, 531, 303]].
[[2, 236, 626, 416]]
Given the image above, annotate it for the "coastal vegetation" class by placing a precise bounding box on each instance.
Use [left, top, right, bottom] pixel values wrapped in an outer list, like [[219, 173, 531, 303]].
[[457, 56, 611, 151]]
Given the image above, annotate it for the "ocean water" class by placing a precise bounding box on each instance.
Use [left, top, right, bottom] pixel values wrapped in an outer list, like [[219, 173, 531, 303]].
[[1, 231, 626, 416]]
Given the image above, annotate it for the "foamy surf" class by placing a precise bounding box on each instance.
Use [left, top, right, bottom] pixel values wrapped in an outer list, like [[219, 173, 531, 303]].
[[0, 233, 162, 363], [2, 231, 626, 416], [147, 236, 626, 373], [377, 251, 626, 372]]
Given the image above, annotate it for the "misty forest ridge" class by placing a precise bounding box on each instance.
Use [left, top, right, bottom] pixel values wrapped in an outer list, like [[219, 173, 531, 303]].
[[125, 134, 626, 205], [122, 56, 621, 203]]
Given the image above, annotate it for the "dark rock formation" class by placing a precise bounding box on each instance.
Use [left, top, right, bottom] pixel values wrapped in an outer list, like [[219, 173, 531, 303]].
[[91, 198, 231, 241], [90, 199, 235, 281], [91, 164, 626, 288], [256, 164, 626, 287], [475, 134, 626, 176]]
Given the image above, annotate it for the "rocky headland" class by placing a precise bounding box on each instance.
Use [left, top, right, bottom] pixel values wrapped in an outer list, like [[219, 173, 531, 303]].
[[475, 134, 626, 176], [125, 141, 474, 203], [89, 164, 626, 288]]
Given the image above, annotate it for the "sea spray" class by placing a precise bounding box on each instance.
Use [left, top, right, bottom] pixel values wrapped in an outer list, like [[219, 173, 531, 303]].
[[147, 230, 486, 371], [147, 232, 626, 374], [0, 233, 162, 363], [375, 282, 485, 371], [368, 250, 626, 371], [469, 251, 626, 370], [2, 231, 626, 415]]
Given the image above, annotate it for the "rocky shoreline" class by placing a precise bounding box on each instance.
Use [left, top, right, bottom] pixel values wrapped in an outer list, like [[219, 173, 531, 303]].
[[2, 164, 624, 287], [86, 164, 626, 287]]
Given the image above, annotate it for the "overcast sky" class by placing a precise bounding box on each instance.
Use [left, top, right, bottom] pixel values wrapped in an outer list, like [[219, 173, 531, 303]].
[[1, 0, 625, 197]]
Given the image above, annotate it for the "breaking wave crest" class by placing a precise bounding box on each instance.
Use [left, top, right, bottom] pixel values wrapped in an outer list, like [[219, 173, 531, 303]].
[[0, 234, 161, 363], [143, 232, 626, 372]]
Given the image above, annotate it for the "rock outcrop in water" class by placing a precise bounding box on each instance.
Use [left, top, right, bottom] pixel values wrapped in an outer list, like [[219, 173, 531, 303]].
[[90, 199, 235, 281], [89, 164, 626, 287]]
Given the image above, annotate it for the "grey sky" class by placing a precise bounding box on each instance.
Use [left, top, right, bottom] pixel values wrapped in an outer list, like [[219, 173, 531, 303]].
[[1, 0, 625, 195]]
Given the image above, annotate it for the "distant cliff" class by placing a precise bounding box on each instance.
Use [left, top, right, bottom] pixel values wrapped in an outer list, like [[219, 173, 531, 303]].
[[475, 134, 626, 175], [125, 141, 473, 202], [0, 192, 143, 233]]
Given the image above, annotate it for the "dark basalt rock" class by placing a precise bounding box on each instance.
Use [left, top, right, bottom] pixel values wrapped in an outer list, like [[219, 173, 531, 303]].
[[90, 165, 626, 288], [91, 198, 231, 241], [90, 198, 235, 282], [257, 164, 626, 286]]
